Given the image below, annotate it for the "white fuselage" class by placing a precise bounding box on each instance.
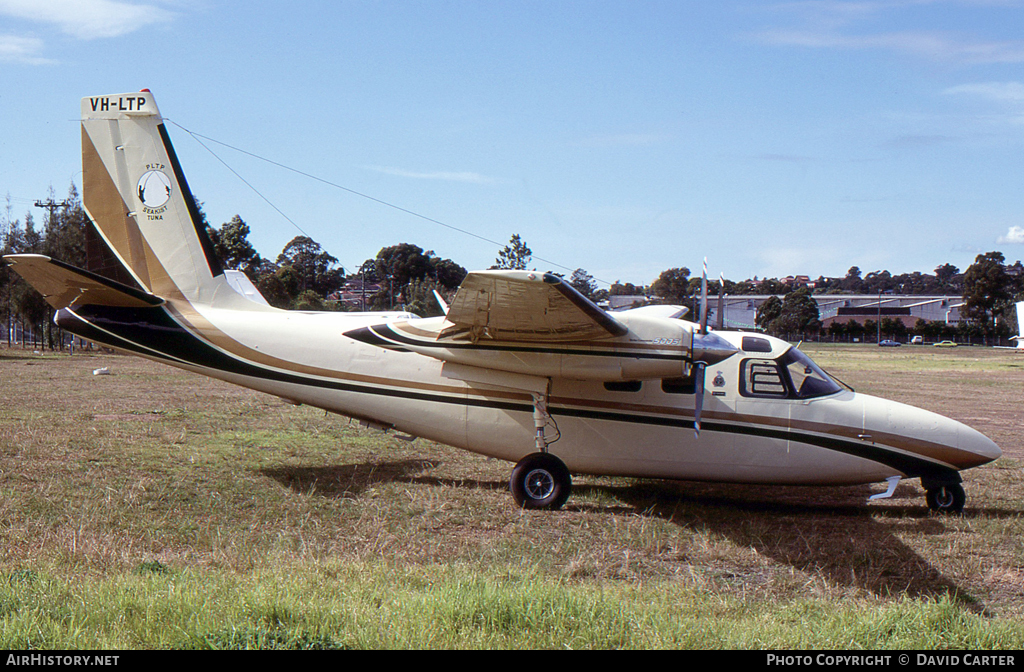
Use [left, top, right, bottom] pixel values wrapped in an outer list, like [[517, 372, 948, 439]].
[[117, 302, 999, 488]]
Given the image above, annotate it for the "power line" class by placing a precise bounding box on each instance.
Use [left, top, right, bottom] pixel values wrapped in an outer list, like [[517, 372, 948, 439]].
[[165, 120, 605, 283]]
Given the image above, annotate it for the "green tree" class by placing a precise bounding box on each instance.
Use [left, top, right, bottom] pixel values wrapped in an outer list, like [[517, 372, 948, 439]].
[[880, 317, 907, 340], [934, 263, 962, 293], [962, 251, 1011, 336], [569, 268, 597, 299], [276, 235, 345, 298], [372, 243, 466, 308], [765, 288, 820, 339], [827, 320, 847, 341], [650, 267, 691, 304], [208, 215, 262, 276], [755, 295, 783, 332], [846, 319, 865, 341], [431, 257, 468, 291], [404, 278, 447, 317], [493, 234, 531, 270], [841, 266, 864, 292], [609, 281, 645, 296], [758, 278, 788, 295], [862, 319, 877, 342]]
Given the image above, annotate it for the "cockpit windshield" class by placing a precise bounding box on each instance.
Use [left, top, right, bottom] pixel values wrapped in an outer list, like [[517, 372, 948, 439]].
[[779, 347, 843, 399]]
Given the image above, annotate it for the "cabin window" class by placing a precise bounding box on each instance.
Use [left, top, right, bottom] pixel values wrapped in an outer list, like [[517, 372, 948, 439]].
[[604, 380, 642, 393], [740, 359, 788, 397], [741, 336, 773, 353], [661, 376, 696, 394]]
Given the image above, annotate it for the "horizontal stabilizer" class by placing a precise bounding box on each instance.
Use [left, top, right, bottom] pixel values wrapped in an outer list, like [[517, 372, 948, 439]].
[[3, 254, 163, 309]]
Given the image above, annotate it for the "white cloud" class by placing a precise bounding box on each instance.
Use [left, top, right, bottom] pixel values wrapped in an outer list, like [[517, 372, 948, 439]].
[[0, 34, 55, 64], [754, 1, 1024, 64], [0, 0, 173, 40], [944, 81, 1024, 102], [365, 166, 500, 185], [998, 226, 1024, 244], [576, 133, 673, 148], [944, 81, 1024, 125], [755, 28, 1024, 63]]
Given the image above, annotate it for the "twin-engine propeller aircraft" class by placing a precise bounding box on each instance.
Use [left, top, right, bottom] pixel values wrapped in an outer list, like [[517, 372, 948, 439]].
[[5, 91, 1002, 514]]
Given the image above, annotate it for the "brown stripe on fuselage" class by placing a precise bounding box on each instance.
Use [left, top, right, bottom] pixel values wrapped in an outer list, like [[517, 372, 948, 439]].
[[161, 299, 514, 400], [155, 300, 980, 471]]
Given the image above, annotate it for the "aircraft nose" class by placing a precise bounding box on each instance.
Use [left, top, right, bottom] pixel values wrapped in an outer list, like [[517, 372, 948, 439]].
[[959, 423, 1002, 465], [864, 395, 1002, 470]]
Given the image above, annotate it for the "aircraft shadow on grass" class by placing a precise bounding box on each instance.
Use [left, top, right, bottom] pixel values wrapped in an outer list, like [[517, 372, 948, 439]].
[[263, 459, 1009, 612]]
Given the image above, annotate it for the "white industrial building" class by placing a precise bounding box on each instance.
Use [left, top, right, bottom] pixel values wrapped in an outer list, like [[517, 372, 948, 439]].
[[710, 294, 964, 330]]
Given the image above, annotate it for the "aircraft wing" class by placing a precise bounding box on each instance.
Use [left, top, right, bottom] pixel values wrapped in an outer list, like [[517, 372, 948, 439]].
[[442, 270, 627, 342], [3, 254, 163, 309]]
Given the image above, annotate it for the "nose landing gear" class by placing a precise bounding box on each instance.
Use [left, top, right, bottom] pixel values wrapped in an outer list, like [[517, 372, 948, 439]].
[[926, 483, 966, 514]]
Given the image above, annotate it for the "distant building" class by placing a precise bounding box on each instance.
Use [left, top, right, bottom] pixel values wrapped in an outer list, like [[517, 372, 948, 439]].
[[709, 294, 964, 331], [606, 295, 650, 310], [330, 278, 383, 308], [781, 275, 814, 289]]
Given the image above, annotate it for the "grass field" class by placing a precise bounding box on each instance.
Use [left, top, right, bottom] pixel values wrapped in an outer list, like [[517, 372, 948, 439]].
[[0, 343, 1022, 649]]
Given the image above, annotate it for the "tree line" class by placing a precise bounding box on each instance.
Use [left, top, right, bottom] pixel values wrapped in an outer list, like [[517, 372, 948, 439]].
[[3, 182, 1023, 348]]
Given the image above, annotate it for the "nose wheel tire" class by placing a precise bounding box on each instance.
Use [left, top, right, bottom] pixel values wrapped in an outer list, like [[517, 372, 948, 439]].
[[510, 452, 572, 510], [926, 484, 965, 514]]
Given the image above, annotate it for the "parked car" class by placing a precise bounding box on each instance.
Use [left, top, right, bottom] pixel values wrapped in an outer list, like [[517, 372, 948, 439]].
[[910, 336, 923, 344], [934, 340, 958, 348], [879, 340, 902, 347]]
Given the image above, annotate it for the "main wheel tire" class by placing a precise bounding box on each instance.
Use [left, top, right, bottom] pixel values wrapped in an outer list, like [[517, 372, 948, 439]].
[[509, 452, 572, 510], [926, 483, 966, 514]]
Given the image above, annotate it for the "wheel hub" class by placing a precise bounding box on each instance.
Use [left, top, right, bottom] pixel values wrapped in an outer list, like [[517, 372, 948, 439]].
[[524, 468, 555, 500]]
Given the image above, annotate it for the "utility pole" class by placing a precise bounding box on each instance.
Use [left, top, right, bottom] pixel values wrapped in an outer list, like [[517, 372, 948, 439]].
[[33, 198, 69, 351], [34, 198, 70, 223]]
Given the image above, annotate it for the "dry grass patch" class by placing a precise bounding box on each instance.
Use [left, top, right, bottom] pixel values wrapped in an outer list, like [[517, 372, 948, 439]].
[[1, 344, 1023, 647]]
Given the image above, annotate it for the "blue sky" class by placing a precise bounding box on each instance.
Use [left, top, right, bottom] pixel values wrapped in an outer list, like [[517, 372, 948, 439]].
[[2, 0, 1024, 288]]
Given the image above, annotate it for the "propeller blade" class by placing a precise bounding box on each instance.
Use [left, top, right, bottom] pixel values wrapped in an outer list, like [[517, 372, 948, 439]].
[[716, 272, 725, 331], [693, 361, 706, 438], [699, 258, 708, 335]]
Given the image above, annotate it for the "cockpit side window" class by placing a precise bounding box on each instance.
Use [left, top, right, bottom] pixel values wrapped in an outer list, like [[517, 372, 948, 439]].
[[740, 349, 842, 399], [740, 358, 789, 397]]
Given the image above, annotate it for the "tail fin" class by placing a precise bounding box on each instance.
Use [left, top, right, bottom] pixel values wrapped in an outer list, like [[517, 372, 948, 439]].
[[81, 91, 228, 306]]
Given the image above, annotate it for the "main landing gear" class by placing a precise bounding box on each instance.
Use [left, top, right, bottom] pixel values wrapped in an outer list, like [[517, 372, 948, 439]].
[[509, 387, 572, 510], [510, 452, 572, 510]]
